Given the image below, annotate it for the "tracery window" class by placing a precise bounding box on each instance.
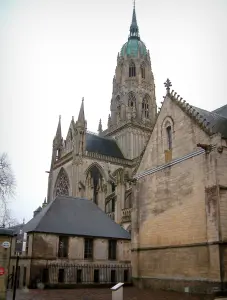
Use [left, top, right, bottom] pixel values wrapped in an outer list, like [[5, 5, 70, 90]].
[[129, 61, 136, 77], [140, 62, 145, 79], [142, 95, 149, 118], [128, 92, 136, 108], [55, 168, 70, 198]]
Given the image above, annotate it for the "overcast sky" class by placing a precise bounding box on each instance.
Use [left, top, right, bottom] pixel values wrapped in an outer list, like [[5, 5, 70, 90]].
[[0, 0, 226, 224]]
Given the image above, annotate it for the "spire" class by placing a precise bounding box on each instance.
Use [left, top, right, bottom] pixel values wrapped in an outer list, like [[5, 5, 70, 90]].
[[56, 115, 62, 138], [129, 0, 140, 40], [98, 119, 103, 135], [77, 97, 85, 123]]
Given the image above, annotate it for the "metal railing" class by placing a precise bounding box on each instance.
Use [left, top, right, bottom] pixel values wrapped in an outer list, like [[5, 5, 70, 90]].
[[40, 263, 131, 285]]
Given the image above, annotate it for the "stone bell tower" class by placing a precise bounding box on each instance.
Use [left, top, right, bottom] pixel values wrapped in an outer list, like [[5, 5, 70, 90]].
[[103, 3, 157, 160]]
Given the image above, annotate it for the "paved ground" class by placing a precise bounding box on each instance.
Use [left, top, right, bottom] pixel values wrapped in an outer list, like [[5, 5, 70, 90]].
[[6, 287, 214, 300]]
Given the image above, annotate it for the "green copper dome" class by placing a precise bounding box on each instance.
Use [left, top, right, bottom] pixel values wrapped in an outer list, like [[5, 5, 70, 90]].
[[120, 39, 147, 57], [120, 4, 147, 57]]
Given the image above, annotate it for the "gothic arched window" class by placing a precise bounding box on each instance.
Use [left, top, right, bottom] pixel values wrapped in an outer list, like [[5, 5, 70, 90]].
[[129, 61, 136, 78], [140, 62, 145, 79], [54, 168, 70, 198], [128, 92, 136, 108], [166, 126, 172, 150], [87, 166, 103, 205], [142, 95, 149, 118]]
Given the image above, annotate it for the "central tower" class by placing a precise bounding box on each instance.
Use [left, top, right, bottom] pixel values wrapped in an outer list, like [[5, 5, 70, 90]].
[[103, 4, 157, 160]]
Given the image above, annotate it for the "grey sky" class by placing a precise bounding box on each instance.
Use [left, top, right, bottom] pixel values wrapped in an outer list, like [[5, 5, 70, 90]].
[[0, 0, 226, 223]]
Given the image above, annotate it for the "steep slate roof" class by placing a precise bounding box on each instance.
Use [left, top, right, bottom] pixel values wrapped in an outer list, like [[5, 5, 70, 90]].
[[86, 132, 124, 159], [23, 196, 130, 240], [166, 90, 227, 138]]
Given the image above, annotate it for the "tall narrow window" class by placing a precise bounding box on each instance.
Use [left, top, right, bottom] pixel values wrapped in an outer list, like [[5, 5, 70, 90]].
[[56, 148, 61, 161], [140, 63, 145, 79], [128, 92, 136, 108], [166, 126, 172, 150], [142, 95, 149, 119], [84, 238, 93, 259], [58, 236, 69, 258], [108, 240, 117, 260], [129, 61, 136, 77]]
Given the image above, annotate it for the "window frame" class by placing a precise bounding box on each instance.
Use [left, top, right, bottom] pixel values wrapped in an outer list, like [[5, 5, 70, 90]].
[[84, 238, 93, 259]]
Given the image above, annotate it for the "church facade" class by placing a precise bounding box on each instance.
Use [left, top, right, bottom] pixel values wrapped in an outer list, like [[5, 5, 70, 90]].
[[46, 5, 156, 232]]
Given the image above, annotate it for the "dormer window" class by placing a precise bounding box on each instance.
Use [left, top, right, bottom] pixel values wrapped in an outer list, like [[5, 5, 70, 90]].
[[129, 61, 136, 77]]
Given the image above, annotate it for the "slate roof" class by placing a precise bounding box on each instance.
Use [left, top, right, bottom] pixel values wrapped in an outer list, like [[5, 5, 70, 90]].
[[23, 196, 130, 240], [86, 133, 124, 159], [192, 105, 227, 138], [0, 228, 14, 236], [167, 90, 227, 138]]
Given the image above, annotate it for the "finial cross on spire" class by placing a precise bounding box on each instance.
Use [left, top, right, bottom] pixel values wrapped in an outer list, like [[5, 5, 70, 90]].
[[164, 78, 172, 93]]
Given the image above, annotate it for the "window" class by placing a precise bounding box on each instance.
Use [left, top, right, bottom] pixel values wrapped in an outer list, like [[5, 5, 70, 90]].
[[108, 240, 117, 260], [58, 236, 69, 258], [25, 235, 29, 255], [140, 63, 145, 79], [56, 148, 61, 161], [128, 92, 136, 108], [55, 168, 70, 198], [87, 166, 103, 205], [84, 238, 93, 259], [111, 199, 115, 212], [58, 269, 65, 283], [129, 61, 136, 77], [111, 183, 115, 193], [166, 126, 172, 150], [142, 95, 149, 119]]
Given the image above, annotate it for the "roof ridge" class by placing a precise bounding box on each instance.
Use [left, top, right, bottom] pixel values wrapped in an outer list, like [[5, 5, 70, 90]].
[[165, 89, 213, 135], [86, 131, 116, 141]]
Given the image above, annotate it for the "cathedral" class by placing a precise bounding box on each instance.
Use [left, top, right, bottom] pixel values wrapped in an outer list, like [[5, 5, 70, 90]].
[[46, 4, 156, 233]]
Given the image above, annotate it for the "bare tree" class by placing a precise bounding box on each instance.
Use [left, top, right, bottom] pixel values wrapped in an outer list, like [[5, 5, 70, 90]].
[[0, 153, 17, 227]]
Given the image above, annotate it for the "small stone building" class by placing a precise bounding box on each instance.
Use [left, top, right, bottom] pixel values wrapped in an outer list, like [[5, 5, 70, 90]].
[[132, 82, 227, 294], [9, 196, 131, 288]]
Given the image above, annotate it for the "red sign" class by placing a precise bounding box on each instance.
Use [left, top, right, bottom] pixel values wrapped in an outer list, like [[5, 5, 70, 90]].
[[0, 267, 5, 276]]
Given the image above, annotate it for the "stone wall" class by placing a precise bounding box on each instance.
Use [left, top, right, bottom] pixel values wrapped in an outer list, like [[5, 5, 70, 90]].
[[132, 95, 225, 293]]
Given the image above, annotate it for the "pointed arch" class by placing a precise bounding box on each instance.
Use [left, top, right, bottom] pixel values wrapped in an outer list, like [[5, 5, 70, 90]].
[[54, 168, 70, 198], [129, 60, 136, 77], [85, 162, 107, 181], [140, 62, 145, 79], [128, 92, 136, 108], [85, 162, 107, 205], [142, 94, 150, 118]]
